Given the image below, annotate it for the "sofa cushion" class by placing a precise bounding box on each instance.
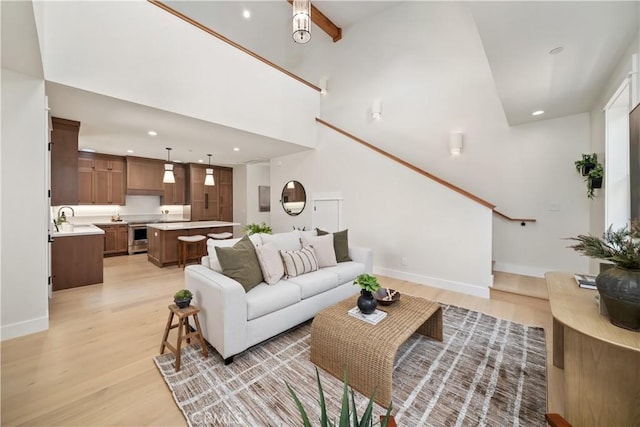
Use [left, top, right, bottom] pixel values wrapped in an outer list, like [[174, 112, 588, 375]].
[[280, 246, 319, 277], [254, 243, 284, 285], [322, 261, 366, 284], [261, 231, 302, 252], [245, 281, 301, 320], [301, 234, 337, 268], [215, 235, 264, 292], [207, 234, 261, 272], [286, 269, 340, 299], [316, 229, 352, 262]]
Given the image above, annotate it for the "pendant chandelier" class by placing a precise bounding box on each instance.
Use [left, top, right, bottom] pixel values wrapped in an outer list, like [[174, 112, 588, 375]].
[[204, 154, 215, 186], [292, 0, 311, 44], [163, 147, 175, 184]]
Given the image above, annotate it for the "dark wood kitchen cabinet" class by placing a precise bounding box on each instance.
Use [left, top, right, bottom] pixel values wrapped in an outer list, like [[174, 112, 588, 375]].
[[52, 234, 103, 290], [187, 164, 232, 221], [51, 117, 80, 205], [162, 163, 185, 205], [218, 168, 233, 221], [126, 156, 164, 195], [78, 152, 125, 205], [96, 224, 128, 255]]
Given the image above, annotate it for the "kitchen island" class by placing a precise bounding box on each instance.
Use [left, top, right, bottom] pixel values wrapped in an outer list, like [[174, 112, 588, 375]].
[[147, 221, 239, 267], [52, 224, 105, 290]]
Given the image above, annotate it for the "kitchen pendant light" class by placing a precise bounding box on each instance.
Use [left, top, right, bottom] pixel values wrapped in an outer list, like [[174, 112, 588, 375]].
[[163, 147, 175, 184], [292, 0, 311, 44], [204, 154, 215, 186]]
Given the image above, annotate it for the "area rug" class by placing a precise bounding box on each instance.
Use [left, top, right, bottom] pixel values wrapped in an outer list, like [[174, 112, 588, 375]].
[[153, 305, 547, 427]]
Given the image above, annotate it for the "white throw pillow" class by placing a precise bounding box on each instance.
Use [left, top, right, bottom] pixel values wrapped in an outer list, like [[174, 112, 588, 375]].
[[261, 231, 302, 252], [280, 246, 319, 277], [254, 243, 285, 285], [301, 234, 337, 268]]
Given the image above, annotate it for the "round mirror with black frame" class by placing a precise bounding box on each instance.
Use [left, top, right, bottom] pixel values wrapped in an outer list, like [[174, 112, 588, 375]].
[[281, 180, 306, 216]]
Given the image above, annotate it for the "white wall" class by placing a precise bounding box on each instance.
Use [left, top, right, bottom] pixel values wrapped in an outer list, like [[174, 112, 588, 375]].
[[1, 69, 49, 340], [34, 0, 318, 149], [284, 1, 590, 278], [246, 164, 271, 226], [589, 31, 640, 272], [492, 114, 591, 277], [233, 165, 247, 235], [271, 127, 494, 298]]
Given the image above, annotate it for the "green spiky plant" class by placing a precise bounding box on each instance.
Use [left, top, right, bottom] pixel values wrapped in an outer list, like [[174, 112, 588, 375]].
[[353, 274, 381, 293], [242, 222, 272, 235], [286, 368, 393, 427], [567, 222, 640, 269]]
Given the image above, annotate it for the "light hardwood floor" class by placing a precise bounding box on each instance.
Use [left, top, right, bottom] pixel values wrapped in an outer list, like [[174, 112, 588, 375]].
[[1, 255, 563, 426]]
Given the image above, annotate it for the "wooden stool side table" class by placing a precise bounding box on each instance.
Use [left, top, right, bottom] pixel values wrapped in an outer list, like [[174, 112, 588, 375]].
[[160, 304, 208, 371]]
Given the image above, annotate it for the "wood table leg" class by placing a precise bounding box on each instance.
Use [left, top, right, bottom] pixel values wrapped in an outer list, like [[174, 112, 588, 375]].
[[160, 311, 174, 354], [553, 317, 564, 369], [192, 313, 208, 358], [175, 316, 184, 371]]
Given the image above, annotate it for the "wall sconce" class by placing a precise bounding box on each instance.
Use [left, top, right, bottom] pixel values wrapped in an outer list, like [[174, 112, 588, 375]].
[[204, 154, 215, 186], [449, 132, 463, 156], [163, 147, 175, 183], [319, 77, 328, 95], [372, 99, 382, 120], [292, 0, 311, 44]]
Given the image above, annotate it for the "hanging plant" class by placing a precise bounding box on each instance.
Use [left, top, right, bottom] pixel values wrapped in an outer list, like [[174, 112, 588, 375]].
[[586, 163, 604, 199], [575, 153, 598, 176]]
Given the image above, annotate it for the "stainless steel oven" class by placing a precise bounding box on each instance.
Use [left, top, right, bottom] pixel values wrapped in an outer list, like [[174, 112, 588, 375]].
[[128, 224, 148, 255]]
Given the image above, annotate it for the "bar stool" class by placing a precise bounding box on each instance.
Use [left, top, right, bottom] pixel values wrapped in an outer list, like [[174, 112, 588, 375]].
[[177, 235, 206, 269], [159, 304, 208, 372], [207, 232, 233, 240]]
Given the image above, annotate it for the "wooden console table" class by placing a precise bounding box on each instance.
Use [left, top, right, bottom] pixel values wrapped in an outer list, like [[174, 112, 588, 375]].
[[545, 272, 640, 426]]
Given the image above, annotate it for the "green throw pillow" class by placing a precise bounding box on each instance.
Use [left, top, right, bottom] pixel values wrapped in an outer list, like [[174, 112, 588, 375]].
[[215, 235, 263, 292], [316, 228, 352, 263]]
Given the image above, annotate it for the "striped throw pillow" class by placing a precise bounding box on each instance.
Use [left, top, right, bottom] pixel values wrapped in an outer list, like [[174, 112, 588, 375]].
[[280, 246, 319, 278]]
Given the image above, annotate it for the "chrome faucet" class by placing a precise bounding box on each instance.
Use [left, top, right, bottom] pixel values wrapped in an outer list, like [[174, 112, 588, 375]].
[[57, 206, 75, 221]]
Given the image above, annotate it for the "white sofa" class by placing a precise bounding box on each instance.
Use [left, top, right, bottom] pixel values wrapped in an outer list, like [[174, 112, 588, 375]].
[[184, 230, 373, 363]]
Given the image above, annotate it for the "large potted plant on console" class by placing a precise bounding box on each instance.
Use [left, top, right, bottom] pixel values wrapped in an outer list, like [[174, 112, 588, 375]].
[[568, 222, 640, 331]]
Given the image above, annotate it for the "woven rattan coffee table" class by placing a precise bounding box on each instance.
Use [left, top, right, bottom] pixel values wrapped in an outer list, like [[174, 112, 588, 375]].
[[310, 294, 442, 407]]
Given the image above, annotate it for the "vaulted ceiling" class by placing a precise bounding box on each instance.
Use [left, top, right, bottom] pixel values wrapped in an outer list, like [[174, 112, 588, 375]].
[[3, 1, 638, 164]]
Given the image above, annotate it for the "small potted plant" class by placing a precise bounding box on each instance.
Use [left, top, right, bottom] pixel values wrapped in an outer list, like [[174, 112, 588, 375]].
[[173, 289, 193, 309], [586, 163, 603, 199], [575, 153, 598, 176], [242, 222, 273, 235], [353, 274, 381, 315]]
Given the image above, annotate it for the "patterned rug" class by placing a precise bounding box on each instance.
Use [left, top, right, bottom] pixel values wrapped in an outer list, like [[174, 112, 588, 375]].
[[153, 305, 547, 427]]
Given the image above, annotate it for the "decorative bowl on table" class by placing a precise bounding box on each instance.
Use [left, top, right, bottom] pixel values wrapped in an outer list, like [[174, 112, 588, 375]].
[[373, 288, 401, 306]]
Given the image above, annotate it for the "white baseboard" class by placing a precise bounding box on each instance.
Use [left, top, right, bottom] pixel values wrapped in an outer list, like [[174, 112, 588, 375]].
[[1, 316, 48, 341], [374, 267, 491, 299], [492, 262, 547, 278]]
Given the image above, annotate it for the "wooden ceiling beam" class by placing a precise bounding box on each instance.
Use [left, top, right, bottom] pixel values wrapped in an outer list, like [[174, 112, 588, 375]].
[[288, 1, 342, 42]]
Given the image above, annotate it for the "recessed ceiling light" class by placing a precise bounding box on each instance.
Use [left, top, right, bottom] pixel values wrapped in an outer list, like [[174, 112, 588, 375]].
[[233, 147, 240, 152], [531, 110, 545, 116], [243, 9, 250, 19], [80, 148, 96, 153], [148, 131, 157, 136], [549, 46, 564, 55], [127, 149, 134, 154], [198, 159, 204, 163], [174, 159, 183, 163]]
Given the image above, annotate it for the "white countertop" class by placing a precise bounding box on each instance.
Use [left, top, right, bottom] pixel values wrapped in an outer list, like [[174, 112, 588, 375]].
[[53, 224, 105, 237], [146, 221, 239, 231]]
